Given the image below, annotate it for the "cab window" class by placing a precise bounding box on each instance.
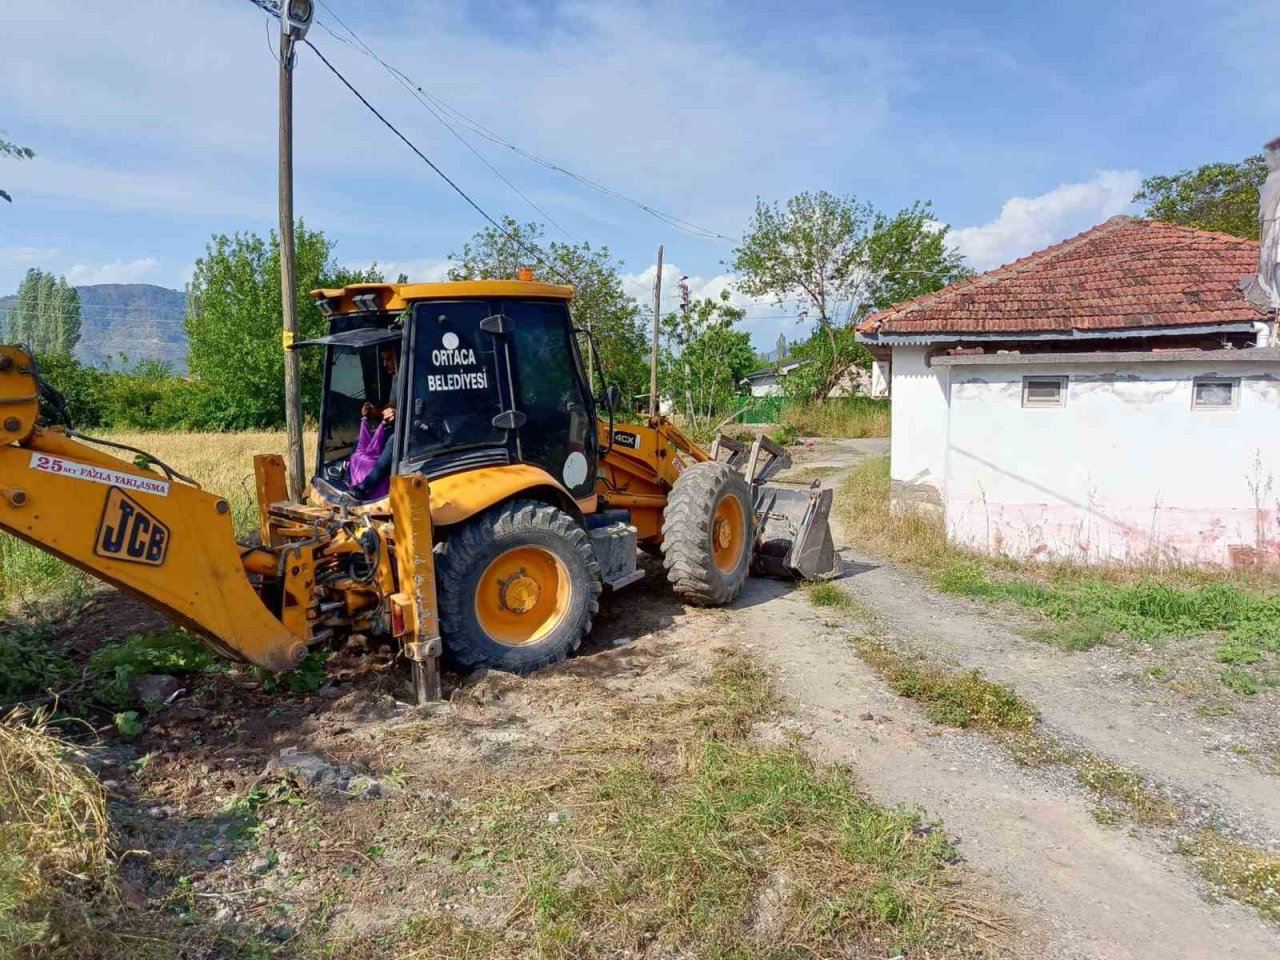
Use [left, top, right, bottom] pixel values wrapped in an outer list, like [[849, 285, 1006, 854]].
[[506, 299, 595, 497], [406, 301, 506, 458]]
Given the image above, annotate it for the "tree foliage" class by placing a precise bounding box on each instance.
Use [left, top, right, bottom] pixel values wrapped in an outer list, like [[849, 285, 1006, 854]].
[[1134, 155, 1267, 239], [660, 292, 755, 435], [5, 268, 81, 355], [185, 222, 381, 427], [0, 135, 35, 204], [732, 192, 970, 402], [449, 218, 649, 405]]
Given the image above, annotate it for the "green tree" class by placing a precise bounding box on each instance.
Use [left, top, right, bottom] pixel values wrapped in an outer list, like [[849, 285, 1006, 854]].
[[6, 267, 81, 355], [185, 222, 381, 427], [52, 276, 81, 355], [448, 218, 649, 405], [1134, 155, 1267, 239], [0, 135, 35, 204], [660, 292, 755, 435], [732, 192, 969, 401]]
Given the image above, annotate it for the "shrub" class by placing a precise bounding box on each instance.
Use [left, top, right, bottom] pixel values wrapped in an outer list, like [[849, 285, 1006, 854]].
[[781, 396, 890, 439]]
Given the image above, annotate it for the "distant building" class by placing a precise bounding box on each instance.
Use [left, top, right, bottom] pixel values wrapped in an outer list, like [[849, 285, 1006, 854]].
[[857, 216, 1276, 569], [740, 360, 873, 398], [741, 360, 801, 397]]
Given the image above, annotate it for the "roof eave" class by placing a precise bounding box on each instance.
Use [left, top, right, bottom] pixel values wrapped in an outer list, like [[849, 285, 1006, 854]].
[[855, 321, 1260, 346]]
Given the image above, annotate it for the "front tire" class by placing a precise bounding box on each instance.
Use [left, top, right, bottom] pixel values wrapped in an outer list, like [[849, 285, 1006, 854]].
[[661, 462, 752, 606], [436, 500, 601, 675]]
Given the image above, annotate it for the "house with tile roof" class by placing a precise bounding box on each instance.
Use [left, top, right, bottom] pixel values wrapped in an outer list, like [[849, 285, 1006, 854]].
[[855, 215, 1277, 568]]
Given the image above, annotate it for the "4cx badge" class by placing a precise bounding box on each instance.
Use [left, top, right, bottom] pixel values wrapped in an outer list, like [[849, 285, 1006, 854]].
[[95, 487, 169, 566]]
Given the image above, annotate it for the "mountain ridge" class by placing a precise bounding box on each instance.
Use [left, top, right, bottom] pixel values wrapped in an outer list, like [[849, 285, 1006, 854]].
[[0, 282, 188, 370]]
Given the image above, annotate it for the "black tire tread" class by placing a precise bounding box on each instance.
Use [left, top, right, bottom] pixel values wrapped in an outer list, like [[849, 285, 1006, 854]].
[[661, 462, 751, 607], [436, 500, 601, 674]]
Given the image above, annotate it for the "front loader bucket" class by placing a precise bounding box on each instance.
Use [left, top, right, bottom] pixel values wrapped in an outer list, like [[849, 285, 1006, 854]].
[[751, 482, 839, 580]]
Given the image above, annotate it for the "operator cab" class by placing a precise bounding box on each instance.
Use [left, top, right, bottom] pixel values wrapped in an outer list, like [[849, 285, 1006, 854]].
[[304, 280, 599, 505]]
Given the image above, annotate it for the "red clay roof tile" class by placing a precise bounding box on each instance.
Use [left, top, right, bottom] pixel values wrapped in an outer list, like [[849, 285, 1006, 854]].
[[857, 217, 1265, 337]]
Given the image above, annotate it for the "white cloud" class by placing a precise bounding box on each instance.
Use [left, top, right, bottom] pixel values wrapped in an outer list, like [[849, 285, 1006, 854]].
[[65, 258, 158, 285], [619, 261, 807, 350], [375, 259, 451, 283], [0, 247, 59, 264], [0, 0, 897, 234], [949, 170, 1141, 271]]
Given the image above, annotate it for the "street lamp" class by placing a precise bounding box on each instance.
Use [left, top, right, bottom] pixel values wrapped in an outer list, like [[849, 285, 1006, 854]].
[[282, 0, 314, 40], [277, 0, 313, 499]]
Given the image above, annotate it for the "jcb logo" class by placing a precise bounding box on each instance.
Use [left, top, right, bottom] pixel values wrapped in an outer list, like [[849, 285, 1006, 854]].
[[95, 487, 170, 566]]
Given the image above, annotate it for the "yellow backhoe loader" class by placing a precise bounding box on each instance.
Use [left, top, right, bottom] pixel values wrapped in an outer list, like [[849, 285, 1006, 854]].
[[0, 277, 837, 701]]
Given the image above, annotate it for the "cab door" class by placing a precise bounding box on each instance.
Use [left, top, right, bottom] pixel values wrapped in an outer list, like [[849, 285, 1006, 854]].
[[403, 300, 512, 472], [502, 299, 597, 500]]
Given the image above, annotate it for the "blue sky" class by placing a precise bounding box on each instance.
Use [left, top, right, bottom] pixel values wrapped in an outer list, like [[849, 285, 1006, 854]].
[[1, 0, 1276, 349]]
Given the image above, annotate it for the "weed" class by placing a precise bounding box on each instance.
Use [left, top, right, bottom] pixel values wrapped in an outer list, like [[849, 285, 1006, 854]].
[[0, 620, 77, 706], [930, 556, 1280, 695], [1219, 667, 1264, 696], [256, 651, 330, 696], [0, 709, 113, 953], [780, 398, 891, 439], [769, 423, 799, 446], [330, 654, 1009, 959], [1180, 831, 1280, 921], [854, 639, 1036, 732], [807, 582, 852, 608], [835, 457, 957, 571], [87, 628, 221, 709]]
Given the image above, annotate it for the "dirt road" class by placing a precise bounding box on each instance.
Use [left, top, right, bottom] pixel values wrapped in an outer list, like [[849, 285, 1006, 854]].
[[738, 437, 1280, 959]]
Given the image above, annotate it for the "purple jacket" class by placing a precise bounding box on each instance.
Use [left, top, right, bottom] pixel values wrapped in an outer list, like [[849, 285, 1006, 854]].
[[349, 420, 389, 498]]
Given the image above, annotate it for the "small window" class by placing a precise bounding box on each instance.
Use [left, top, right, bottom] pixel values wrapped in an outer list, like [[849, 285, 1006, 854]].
[[1192, 377, 1238, 410], [1022, 376, 1066, 408]]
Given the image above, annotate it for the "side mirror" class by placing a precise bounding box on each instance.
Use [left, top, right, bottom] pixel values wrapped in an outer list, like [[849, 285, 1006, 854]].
[[603, 383, 621, 413]]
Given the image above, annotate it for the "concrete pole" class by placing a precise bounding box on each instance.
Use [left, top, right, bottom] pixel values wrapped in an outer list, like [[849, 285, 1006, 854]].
[[279, 30, 305, 501], [649, 245, 663, 419]]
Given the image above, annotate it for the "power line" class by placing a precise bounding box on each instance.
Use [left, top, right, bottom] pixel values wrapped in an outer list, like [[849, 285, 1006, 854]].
[[311, 4, 575, 242], [245, 0, 570, 282], [299, 38, 574, 286], [306, 1, 735, 242]]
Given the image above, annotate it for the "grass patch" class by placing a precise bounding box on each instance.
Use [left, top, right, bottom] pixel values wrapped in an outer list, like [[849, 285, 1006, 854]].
[[848, 636, 1178, 826], [0, 621, 222, 717], [328, 654, 1008, 959], [835, 457, 958, 571], [780, 397, 890, 439], [1181, 831, 1280, 921], [808, 582, 853, 608], [853, 638, 1036, 733], [834, 456, 1280, 695], [933, 559, 1280, 694], [0, 537, 93, 610], [0, 710, 113, 954]]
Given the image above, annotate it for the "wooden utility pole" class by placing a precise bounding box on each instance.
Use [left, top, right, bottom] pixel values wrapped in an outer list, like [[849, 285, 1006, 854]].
[[649, 245, 663, 418], [278, 28, 305, 501]]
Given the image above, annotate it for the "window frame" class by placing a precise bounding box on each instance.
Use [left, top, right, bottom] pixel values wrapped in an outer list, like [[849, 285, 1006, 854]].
[[1021, 375, 1068, 409], [1191, 376, 1240, 412]]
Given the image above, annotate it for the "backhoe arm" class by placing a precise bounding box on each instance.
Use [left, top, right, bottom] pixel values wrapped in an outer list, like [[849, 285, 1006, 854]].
[[0, 348, 307, 673]]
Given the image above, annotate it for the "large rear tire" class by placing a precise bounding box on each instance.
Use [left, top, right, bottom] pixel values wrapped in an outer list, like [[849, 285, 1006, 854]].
[[436, 500, 602, 675], [661, 462, 752, 606]]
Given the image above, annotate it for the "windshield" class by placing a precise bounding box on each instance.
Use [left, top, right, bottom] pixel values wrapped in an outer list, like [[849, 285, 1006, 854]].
[[321, 341, 399, 470]]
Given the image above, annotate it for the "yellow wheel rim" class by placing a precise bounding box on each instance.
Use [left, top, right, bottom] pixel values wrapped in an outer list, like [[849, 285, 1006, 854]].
[[474, 545, 571, 647], [711, 494, 746, 574]]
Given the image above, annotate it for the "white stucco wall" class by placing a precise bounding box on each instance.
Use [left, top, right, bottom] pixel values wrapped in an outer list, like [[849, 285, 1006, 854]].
[[944, 358, 1280, 566], [889, 345, 951, 510], [748, 377, 783, 397]]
